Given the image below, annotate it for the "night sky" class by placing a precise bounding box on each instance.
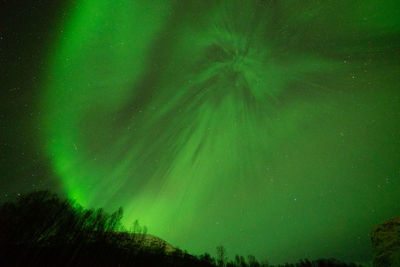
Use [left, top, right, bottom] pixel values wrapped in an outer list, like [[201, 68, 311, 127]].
[[1, 0, 400, 265]]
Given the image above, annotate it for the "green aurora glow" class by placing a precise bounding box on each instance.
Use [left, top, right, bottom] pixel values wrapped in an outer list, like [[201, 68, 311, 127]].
[[41, 0, 400, 263]]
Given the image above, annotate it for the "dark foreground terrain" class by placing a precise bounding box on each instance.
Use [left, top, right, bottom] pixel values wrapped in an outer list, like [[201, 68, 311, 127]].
[[0, 191, 363, 266]]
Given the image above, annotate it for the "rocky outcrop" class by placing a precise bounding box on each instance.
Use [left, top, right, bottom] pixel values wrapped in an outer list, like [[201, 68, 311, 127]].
[[371, 216, 400, 266], [114, 232, 177, 253], [132, 234, 177, 253]]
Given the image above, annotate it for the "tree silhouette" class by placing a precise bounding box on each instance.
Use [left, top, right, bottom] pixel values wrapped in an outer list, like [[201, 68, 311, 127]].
[[0, 190, 365, 267], [0, 190, 215, 266], [217, 245, 227, 266]]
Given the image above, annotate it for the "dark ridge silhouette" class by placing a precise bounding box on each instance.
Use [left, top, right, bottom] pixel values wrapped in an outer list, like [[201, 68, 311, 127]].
[[371, 216, 400, 266], [0, 191, 363, 266]]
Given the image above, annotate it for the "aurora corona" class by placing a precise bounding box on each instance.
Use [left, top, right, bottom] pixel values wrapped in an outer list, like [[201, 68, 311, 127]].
[[41, 0, 400, 263]]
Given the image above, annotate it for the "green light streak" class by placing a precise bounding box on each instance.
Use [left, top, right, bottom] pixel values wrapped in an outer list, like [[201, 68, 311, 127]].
[[41, 0, 400, 263]]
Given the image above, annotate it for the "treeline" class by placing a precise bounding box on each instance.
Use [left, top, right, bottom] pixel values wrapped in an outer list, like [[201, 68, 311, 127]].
[[200, 247, 362, 267], [0, 190, 208, 266], [0, 191, 362, 266]]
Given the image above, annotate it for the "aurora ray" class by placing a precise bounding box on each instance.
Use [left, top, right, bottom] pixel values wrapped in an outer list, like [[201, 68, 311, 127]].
[[41, 0, 400, 263]]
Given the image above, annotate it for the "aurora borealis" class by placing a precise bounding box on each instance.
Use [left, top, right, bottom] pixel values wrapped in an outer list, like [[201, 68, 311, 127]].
[[2, 0, 400, 264]]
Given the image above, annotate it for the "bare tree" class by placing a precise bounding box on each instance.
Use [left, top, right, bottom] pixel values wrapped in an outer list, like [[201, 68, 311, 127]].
[[216, 245, 227, 267]]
